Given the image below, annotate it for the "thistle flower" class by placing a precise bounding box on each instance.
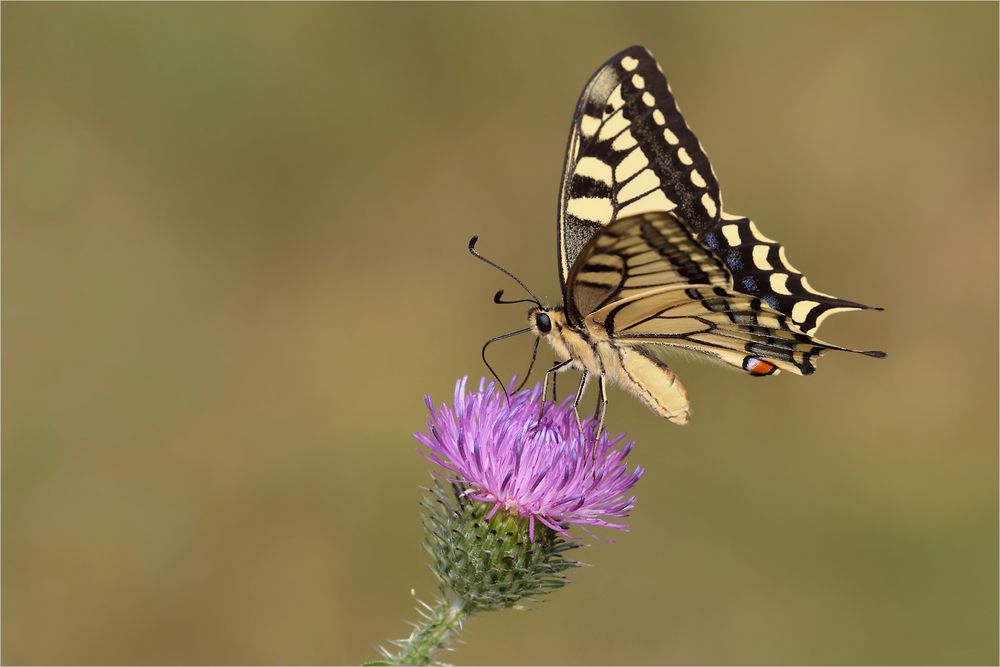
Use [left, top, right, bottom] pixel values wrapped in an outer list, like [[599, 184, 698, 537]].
[[375, 377, 643, 665], [417, 377, 644, 540]]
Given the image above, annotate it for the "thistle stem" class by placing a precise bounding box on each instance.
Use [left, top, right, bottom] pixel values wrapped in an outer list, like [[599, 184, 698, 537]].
[[385, 597, 469, 666]]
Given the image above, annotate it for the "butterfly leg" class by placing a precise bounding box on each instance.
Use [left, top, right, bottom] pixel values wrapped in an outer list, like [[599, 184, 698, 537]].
[[537, 359, 572, 428], [591, 374, 608, 458], [572, 371, 590, 432], [589, 375, 608, 461]]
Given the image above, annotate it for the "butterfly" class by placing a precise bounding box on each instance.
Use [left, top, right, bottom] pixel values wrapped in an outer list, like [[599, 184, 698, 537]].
[[471, 45, 885, 433]]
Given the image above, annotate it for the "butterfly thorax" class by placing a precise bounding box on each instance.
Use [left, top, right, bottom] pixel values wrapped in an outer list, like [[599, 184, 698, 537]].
[[528, 305, 608, 377]]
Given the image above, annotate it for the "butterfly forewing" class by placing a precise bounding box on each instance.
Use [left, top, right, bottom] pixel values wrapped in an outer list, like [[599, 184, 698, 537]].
[[558, 46, 721, 288], [568, 212, 879, 376]]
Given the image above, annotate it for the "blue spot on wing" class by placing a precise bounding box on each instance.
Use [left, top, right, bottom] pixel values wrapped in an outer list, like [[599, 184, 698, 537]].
[[741, 276, 758, 292], [726, 249, 743, 270], [763, 295, 779, 310], [704, 233, 718, 250]]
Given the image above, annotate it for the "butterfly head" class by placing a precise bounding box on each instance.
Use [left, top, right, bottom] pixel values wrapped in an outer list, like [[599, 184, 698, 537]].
[[532, 309, 552, 334], [527, 305, 565, 339]]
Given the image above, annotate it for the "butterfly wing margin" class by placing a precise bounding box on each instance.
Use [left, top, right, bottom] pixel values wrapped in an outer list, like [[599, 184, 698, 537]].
[[558, 45, 722, 289]]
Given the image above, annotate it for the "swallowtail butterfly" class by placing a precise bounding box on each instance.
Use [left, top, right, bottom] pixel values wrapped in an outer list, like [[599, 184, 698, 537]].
[[472, 45, 884, 431]]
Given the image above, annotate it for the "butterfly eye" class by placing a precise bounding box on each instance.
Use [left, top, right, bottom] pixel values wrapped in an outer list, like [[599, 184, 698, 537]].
[[535, 312, 552, 334]]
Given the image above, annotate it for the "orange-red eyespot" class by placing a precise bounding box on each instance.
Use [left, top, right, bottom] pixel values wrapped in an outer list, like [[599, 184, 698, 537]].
[[744, 356, 778, 377]]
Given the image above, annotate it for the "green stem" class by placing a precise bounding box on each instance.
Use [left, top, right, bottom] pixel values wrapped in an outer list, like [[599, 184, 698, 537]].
[[379, 597, 469, 666]]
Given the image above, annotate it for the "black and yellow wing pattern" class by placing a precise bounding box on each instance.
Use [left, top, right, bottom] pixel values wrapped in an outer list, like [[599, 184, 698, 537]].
[[558, 47, 721, 286], [558, 46, 883, 375]]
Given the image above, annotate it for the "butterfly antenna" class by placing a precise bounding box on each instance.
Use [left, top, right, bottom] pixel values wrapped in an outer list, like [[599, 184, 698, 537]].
[[493, 289, 538, 307], [468, 236, 542, 307], [513, 337, 540, 393], [481, 327, 532, 406]]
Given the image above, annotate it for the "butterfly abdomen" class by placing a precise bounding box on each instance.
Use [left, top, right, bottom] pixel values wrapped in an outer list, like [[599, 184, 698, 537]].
[[602, 344, 690, 425]]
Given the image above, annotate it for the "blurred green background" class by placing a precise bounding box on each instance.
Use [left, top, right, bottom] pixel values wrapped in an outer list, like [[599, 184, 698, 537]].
[[3, 3, 997, 665]]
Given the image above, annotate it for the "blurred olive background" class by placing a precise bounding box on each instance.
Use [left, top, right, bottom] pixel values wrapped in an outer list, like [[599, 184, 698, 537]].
[[3, 3, 997, 665]]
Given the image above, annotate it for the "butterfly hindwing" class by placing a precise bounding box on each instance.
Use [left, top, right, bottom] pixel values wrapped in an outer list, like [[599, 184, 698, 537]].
[[699, 214, 877, 336], [567, 212, 883, 376]]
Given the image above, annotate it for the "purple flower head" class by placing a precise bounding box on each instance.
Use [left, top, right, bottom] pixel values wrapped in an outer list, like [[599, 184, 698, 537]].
[[416, 377, 644, 540]]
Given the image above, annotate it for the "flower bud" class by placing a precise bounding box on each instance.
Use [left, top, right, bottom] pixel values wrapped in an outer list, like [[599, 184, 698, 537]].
[[422, 481, 578, 611]]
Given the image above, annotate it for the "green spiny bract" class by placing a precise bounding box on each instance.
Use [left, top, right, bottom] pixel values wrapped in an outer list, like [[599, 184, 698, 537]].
[[421, 481, 579, 611]]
